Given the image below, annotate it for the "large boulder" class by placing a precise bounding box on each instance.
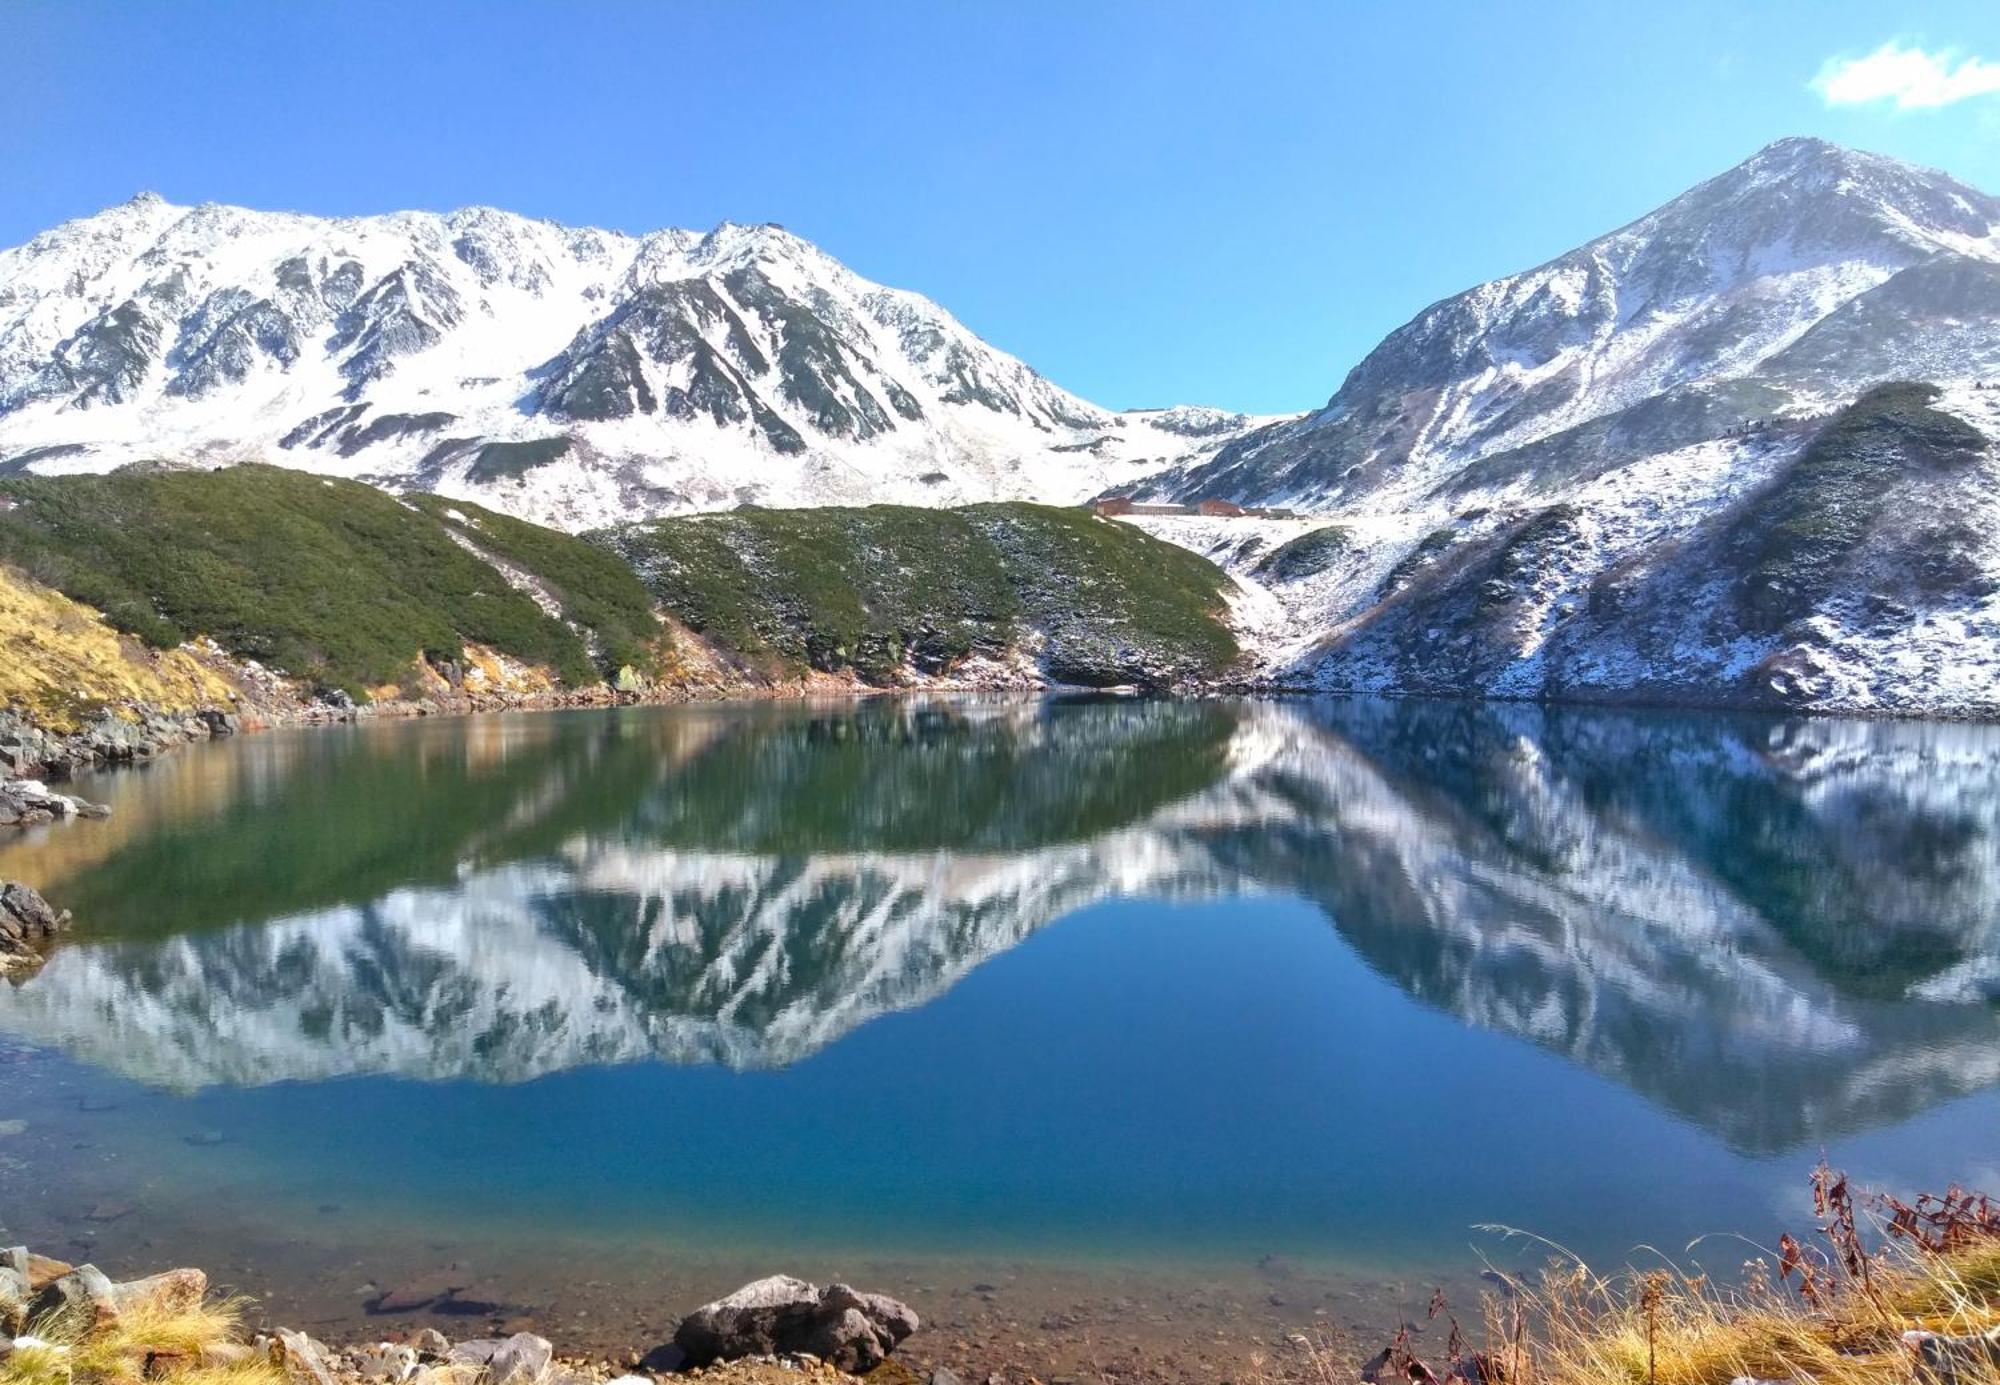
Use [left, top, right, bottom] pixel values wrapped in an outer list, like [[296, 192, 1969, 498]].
[[0, 882, 67, 938], [0, 781, 109, 828], [108, 1267, 207, 1315], [269, 1329, 337, 1385], [447, 1332, 551, 1385], [672, 1275, 919, 1372], [26, 1265, 121, 1333], [0, 880, 69, 972], [23, 1261, 206, 1333]]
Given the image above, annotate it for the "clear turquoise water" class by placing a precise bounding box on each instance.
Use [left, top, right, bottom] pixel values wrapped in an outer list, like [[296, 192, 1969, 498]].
[[0, 695, 1996, 1288]]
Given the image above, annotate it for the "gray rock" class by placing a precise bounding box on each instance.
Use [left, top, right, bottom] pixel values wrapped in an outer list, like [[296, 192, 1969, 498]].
[[0, 881, 65, 936], [410, 1329, 452, 1362], [0, 1270, 27, 1335], [270, 1329, 337, 1385], [0, 880, 71, 972], [28, 1264, 120, 1332], [107, 1267, 206, 1314], [447, 1331, 551, 1385], [353, 1342, 418, 1382], [930, 1371, 966, 1385], [671, 1274, 920, 1373], [1906, 1328, 2000, 1385]]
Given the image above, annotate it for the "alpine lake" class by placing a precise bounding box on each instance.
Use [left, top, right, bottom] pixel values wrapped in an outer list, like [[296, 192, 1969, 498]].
[[1, 695, 1997, 1381]]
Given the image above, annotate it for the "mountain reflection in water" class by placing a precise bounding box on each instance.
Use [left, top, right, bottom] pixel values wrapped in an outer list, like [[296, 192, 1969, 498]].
[[1, 696, 1996, 1155]]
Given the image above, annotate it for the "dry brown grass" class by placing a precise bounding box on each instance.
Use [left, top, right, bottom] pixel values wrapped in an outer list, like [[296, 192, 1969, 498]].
[[1261, 1167, 2000, 1385], [5, 1292, 283, 1385], [0, 564, 239, 731]]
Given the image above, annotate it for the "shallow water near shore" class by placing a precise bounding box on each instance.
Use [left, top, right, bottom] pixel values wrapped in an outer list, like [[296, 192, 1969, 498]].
[[2, 695, 1998, 1378]]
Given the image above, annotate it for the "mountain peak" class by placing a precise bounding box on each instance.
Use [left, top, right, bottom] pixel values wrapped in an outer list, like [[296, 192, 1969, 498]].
[[0, 193, 1259, 528], [1145, 136, 2000, 514], [1740, 134, 1847, 169], [1694, 135, 1999, 238]]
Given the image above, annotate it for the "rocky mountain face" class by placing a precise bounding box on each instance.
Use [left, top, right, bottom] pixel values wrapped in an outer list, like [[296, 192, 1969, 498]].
[[1126, 139, 2000, 713], [2, 697, 1994, 1151], [1144, 137, 2000, 511], [0, 197, 1265, 528]]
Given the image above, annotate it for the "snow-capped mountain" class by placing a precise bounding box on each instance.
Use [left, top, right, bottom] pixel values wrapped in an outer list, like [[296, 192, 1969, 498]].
[[0, 195, 1268, 528], [1144, 137, 2000, 512], [2, 698, 1995, 1151], [1120, 139, 2000, 714]]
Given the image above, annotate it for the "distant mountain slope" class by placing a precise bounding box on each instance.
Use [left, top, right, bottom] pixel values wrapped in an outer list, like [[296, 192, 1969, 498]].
[[596, 501, 1239, 687], [1174, 383, 2000, 713], [0, 466, 1237, 704], [0, 196, 1271, 527], [1140, 137, 2000, 512], [0, 464, 625, 694], [1113, 138, 2000, 714]]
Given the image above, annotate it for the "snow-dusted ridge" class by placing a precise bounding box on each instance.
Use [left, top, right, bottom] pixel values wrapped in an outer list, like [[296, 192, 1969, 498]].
[[0, 195, 1277, 528], [1145, 137, 2000, 513], [1113, 139, 2000, 714]]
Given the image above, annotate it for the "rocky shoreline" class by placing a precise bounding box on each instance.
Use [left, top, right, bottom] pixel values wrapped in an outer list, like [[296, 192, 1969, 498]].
[[0, 655, 1173, 792], [1, 1248, 949, 1385], [0, 688, 631, 787]]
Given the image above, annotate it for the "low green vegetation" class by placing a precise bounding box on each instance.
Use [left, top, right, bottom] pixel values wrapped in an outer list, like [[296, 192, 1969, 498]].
[[1252, 523, 1353, 583], [409, 493, 665, 677], [960, 503, 1238, 684], [0, 464, 595, 694], [0, 468, 1236, 700], [594, 501, 1237, 686], [598, 504, 1016, 678], [1737, 382, 1988, 633], [1381, 524, 1460, 596], [463, 435, 572, 483]]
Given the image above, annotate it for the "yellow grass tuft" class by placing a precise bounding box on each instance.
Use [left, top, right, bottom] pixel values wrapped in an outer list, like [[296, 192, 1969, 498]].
[[1506, 1239, 2000, 1385], [1259, 1169, 2000, 1385], [6, 1292, 284, 1385]]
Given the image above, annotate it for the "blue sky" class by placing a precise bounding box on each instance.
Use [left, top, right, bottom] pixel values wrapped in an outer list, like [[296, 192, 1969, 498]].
[[4, 1, 1999, 414]]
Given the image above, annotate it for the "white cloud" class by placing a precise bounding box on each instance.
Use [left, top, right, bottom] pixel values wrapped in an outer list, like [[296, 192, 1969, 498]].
[[1812, 41, 2000, 110]]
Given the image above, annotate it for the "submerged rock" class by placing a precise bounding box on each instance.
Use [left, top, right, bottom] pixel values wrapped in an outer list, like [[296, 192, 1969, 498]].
[[672, 1274, 920, 1372], [368, 1266, 474, 1314]]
